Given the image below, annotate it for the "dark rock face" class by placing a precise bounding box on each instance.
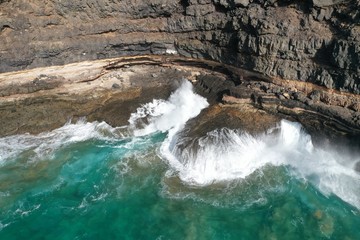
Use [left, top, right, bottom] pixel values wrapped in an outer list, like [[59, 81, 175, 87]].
[[0, 0, 359, 93], [193, 71, 360, 148]]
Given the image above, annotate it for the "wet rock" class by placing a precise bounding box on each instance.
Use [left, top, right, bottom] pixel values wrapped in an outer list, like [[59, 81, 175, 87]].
[[0, 63, 191, 137], [181, 104, 281, 141]]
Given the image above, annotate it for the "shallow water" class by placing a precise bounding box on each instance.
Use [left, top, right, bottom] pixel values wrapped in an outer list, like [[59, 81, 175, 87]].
[[0, 81, 359, 239]]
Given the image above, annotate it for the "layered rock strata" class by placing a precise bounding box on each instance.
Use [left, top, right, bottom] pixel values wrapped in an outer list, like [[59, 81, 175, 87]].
[[0, 0, 359, 93], [0, 56, 359, 149], [0, 56, 191, 136]]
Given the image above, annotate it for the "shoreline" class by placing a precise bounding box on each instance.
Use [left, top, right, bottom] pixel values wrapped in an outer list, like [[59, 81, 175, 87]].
[[0, 55, 359, 148]]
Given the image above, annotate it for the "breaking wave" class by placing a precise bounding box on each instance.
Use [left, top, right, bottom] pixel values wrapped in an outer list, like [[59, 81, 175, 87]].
[[127, 80, 360, 209], [0, 79, 359, 210], [0, 119, 126, 164]]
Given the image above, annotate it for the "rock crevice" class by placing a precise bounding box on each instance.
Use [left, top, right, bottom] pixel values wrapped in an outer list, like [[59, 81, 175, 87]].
[[0, 0, 359, 93]]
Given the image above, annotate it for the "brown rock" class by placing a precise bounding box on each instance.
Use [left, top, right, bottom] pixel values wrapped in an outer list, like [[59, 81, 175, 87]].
[[0, 0, 358, 94]]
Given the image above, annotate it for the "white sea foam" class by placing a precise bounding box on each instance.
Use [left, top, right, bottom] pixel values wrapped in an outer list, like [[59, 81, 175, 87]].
[[160, 119, 360, 209], [128, 80, 209, 137], [0, 119, 121, 163], [125, 79, 360, 209], [1, 78, 359, 210], [14, 204, 41, 218], [0, 221, 11, 231]]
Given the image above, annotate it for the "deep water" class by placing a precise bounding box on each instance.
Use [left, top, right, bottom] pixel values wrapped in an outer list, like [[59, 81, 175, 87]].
[[0, 81, 359, 239]]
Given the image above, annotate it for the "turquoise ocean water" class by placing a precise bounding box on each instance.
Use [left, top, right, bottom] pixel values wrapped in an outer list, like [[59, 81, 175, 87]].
[[0, 81, 359, 239]]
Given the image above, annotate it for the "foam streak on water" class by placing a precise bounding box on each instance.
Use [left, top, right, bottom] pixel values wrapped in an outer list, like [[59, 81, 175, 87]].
[[0, 119, 124, 164]]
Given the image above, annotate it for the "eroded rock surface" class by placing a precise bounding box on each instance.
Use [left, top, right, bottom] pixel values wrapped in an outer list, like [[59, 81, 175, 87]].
[[0, 0, 359, 93], [192, 70, 360, 146], [0, 57, 193, 136], [0, 55, 359, 151]]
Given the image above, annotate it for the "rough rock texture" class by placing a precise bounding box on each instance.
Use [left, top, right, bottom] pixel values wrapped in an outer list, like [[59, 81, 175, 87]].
[[0, 56, 194, 136], [0, 0, 359, 93], [192, 70, 360, 148], [0, 55, 359, 152]]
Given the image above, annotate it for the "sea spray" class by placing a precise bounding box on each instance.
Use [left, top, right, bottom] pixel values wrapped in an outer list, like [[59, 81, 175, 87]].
[[128, 80, 209, 136], [0, 80, 359, 239], [0, 120, 118, 164], [159, 119, 360, 209], [127, 80, 210, 174], [125, 80, 360, 209]]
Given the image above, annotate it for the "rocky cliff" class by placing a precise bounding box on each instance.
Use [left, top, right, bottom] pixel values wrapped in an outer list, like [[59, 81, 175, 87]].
[[0, 0, 359, 93]]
